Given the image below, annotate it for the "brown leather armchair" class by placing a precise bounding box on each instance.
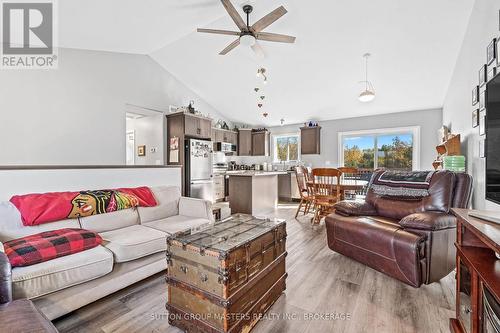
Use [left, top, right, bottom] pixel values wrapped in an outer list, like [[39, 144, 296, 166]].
[[325, 170, 472, 287]]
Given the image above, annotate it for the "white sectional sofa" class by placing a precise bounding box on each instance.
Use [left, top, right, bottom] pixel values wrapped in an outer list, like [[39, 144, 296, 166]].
[[0, 186, 213, 320]]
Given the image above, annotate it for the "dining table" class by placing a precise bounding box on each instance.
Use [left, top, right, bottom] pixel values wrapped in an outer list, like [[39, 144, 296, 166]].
[[306, 179, 368, 200]]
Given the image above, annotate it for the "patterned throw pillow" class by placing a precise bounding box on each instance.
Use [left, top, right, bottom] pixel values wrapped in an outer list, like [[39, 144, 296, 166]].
[[3, 228, 102, 267]]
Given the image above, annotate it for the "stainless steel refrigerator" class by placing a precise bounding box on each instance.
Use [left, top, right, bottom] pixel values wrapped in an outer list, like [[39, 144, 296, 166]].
[[185, 138, 214, 202]]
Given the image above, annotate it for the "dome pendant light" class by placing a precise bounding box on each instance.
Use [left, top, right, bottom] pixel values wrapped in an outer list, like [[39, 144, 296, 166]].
[[359, 53, 375, 102]]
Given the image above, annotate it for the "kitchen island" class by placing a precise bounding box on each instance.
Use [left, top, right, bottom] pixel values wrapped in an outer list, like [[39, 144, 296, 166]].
[[228, 171, 287, 216]]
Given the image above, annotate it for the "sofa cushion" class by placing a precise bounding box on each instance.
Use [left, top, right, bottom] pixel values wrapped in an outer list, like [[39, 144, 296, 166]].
[[143, 215, 212, 235], [4, 229, 102, 268], [0, 201, 80, 242], [138, 186, 180, 223], [79, 208, 139, 233], [12, 245, 113, 299], [99, 225, 166, 263]]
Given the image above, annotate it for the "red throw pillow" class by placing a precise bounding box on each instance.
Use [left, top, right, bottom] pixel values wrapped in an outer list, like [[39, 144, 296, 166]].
[[10, 186, 158, 226], [3, 228, 103, 267]]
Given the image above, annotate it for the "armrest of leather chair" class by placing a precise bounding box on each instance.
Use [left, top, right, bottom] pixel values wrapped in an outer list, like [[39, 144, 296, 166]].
[[334, 200, 377, 217], [0, 243, 12, 305], [399, 212, 457, 231]]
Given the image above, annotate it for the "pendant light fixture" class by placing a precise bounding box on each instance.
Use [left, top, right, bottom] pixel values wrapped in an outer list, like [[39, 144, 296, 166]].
[[359, 53, 375, 102]]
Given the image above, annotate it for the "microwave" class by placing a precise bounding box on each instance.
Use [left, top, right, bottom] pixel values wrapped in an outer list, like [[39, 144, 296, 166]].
[[214, 142, 236, 153]]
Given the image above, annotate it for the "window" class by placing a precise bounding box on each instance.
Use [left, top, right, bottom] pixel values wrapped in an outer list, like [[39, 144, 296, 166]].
[[338, 127, 420, 170], [273, 134, 300, 162]]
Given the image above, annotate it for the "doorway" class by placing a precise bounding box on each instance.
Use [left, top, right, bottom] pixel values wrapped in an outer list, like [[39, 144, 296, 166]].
[[125, 104, 166, 165]]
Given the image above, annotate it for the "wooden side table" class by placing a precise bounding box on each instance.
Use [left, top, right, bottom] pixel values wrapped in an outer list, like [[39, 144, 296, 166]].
[[450, 208, 500, 333], [0, 299, 58, 333]]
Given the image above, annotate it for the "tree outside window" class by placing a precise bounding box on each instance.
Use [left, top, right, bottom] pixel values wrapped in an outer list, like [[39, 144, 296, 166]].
[[343, 133, 413, 170], [274, 135, 300, 162]]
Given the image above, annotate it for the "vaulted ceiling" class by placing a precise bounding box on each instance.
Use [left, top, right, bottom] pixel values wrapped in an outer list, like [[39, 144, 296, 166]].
[[58, 0, 474, 126]]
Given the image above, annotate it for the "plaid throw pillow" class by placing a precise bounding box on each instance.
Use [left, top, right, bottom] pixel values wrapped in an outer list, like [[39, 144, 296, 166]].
[[3, 228, 102, 267]]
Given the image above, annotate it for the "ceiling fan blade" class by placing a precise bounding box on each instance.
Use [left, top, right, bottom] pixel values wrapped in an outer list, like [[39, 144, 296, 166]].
[[256, 32, 296, 43], [197, 28, 240, 36], [251, 6, 287, 32], [219, 38, 240, 55], [251, 42, 265, 59], [220, 0, 246, 31]]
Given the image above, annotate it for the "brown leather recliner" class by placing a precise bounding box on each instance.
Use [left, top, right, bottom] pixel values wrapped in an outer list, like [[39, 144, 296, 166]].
[[325, 170, 473, 288]]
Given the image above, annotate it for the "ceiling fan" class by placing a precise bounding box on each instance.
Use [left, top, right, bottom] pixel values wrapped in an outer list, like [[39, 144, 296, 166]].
[[197, 0, 296, 56]]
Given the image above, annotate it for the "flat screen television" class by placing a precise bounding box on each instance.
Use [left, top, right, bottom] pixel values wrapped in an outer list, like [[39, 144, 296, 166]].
[[486, 73, 500, 204]]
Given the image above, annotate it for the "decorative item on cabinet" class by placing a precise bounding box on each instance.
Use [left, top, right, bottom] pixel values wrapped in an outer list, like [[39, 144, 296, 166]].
[[432, 133, 461, 170], [187, 100, 195, 114], [300, 126, 321, 155]]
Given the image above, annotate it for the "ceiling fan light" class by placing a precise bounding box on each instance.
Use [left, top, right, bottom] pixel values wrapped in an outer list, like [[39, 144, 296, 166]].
[[359, 90, 375, 102], [240, 34, 256, 46]]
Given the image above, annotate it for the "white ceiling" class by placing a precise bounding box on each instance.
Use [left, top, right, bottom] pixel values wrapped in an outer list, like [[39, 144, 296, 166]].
[[58, 0, 474, 126]]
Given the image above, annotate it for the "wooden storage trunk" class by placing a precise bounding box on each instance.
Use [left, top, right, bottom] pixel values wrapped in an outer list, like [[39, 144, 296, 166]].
[[166, 214, 287, 333]]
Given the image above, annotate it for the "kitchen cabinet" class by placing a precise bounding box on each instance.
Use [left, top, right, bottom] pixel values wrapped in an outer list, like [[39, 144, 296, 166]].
[[252, 130, 270, 156], [184, 114, 212, 139], [238, 129, 252, 156], [301, 126, 321, 154], [227, 131, 238, 145], [166, 112, 213, 195], [278, 172, 301, 201], [213, 129, 238, 145], [213, 175, 225, 202]]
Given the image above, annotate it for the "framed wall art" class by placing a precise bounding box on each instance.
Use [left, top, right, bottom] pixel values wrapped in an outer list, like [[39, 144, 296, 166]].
[[488, 65, 497, 82], [472, 109, 479, 128], [479, 90, 486, 110], [138, 145, 146, 156], [479, 139, 485, 158], [472, 85, 479, 105], [479, 110, 486, 136], [497, 37, 500, 66], [479, 64, 488, 86], [487, 38, 497, 65]]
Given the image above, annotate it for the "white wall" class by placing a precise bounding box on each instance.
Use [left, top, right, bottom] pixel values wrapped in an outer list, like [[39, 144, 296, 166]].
[[442, 0, 499, 210], [0, 48, 226, 166], [126, 114, 164, 165], [0, 167, 181, 202], [232, 108, 442, 170]]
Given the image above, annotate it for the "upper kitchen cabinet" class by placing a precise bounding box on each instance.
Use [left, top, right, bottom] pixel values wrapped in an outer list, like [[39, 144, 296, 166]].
[[300, 126, 321, 154], [252, 130, 270, 156], [166, 112, 213, 165], [213, 129, 238, 145], [238, 128, 252, 156], [183, 113, 212, 139]]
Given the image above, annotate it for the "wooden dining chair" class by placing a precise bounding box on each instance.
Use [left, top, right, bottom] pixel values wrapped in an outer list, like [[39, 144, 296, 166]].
[[311, 168, 341, 225], [294, 166, 314, 218], [338, 167, 360, 200]]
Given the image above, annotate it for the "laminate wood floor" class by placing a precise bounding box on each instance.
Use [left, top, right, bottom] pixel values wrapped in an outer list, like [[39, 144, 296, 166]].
[[53, 204, 456, 333]]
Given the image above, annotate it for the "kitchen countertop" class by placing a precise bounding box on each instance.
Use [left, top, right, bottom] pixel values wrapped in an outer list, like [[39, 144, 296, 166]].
[[225, 171, 288, 176]]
